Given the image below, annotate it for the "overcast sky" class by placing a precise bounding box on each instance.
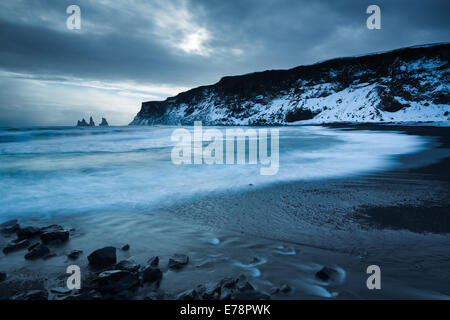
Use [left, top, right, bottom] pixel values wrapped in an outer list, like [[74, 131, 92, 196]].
[[0, 0, 448, 126]]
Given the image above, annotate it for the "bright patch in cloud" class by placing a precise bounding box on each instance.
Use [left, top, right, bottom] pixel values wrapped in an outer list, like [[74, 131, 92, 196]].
[[177, 28, 211, 56], [149, 0, 213, 56]]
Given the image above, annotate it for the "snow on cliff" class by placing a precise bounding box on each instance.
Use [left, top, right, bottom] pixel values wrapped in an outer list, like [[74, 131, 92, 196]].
[[130, 43, 449, 125]]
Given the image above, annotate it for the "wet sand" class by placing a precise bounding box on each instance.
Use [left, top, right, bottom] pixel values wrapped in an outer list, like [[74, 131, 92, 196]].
[[0, 124, 449, 299]]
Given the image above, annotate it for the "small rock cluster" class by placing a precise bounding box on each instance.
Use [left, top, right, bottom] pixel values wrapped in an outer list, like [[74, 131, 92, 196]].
[[177, 275, 270, 300], [1, 219, 342, 300], [76, 117, 109, 127], [52, 246, 270, 300], [1, 219, 196, 300], [1, 219, 70, 260]]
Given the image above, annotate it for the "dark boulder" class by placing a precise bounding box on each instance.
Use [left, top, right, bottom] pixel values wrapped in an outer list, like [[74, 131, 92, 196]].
[[215, 277, 239, 299], [115, 260, 140, 272], [95, 270, 140, 294], [218, 277, 238, 289], [142, 266, 163, 283], [315, 266, 339, 282], [50, 287, 74, 295], [3, 239, 30, 254], [148, 256, 159, 267], [88, 247, 116, 268], [0, 272, 6, 282], [197, 283, 221, 300], [231, 275, 270, 299], [16, 226, 41, 240], [144, 290, 166, 300], [44, 253, 57, 260], [0, 219, 19, 233], [215, 275, 270, 300], [40, 225, 69, 244], [0, 219, 18, 228], [269, 287, 280, 295], [216, 277, 243, 300], [68, 250, 83, 260], [27, 242, 40, 251], [280, 284, 293, 294], [60, 289, 102, 300], [121, 244, 130, 251], [219, 286, 234, 300], [25, 244, 50, 260], [236, 275, 254, 290], [168, 254, 189, 270], [232, 290, 270, 300], [40, 225, 63, 232], [177, 288, 200, 300], [10, 290, 48, 300]]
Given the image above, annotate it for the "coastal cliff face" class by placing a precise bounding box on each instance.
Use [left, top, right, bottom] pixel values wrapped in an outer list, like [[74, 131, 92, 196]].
[[130, 43, 450, 125]]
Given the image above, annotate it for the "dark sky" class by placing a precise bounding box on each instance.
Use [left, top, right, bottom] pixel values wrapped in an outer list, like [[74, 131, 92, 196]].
[[0, 0, 448, 126]]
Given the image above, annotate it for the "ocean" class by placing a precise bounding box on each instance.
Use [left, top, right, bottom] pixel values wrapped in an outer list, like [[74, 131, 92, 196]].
[[0, 125, 427, 220]]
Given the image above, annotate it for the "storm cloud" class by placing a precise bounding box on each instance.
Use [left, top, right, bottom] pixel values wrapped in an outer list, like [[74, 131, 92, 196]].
[[0, 0, 448, 125]]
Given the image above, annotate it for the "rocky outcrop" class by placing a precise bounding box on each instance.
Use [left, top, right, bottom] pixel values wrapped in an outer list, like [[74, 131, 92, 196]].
[[3, 239, 30, 254], [168, 253, 189, 270], [16, 226, 40, 240], [95, 270, 140, 294], [115, 260, 140, 272], [87, 247, 117, 268], [130, 43, 449, 125], [0, 219, 19, 233], [0, 218, 337, 300], [315, 266, 345, 285], [10, 290, 48, 301], [76, 118, 89, 127], [148, 256, 159, 267], [176, 275, 270, 300], [40, 225, 70, 244], [2, 222, 71, 261], [316, 266, 339, 281], [142, 266, 163, 283], [24, 243, 50, 260], [99, 118, 109, 127], [68, 250, 83, 260], [76, 117, 109, 127]]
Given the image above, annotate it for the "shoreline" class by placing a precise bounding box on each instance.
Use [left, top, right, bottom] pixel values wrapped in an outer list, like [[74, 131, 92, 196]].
[[0, 124, 449, 300]]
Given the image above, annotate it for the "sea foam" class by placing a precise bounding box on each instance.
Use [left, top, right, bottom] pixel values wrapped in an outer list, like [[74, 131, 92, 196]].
[[0, 126, 427, 219]]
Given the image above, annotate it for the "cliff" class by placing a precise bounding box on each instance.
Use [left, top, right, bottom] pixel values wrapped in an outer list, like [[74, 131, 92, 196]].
[[130, 43, 449, 125]]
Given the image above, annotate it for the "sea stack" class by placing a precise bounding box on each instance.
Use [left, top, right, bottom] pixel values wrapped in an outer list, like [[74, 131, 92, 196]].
[[99, 118, 109, 127], [89, 117, 95, 127], [77, 118, 89, 127]]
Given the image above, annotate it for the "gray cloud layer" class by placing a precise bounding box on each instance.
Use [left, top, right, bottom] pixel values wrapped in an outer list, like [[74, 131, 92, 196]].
[[0, 0, 449, 125]]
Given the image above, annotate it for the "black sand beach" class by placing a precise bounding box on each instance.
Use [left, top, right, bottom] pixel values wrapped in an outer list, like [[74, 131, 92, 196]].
[[0, 124, 449, 300]]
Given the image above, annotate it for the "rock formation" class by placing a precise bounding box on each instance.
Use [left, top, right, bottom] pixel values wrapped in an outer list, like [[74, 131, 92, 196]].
[[76, 118, 88, 127], [76, 117, 109, 127], [130, 43, 449, 125], [99, 118, 109, 127]]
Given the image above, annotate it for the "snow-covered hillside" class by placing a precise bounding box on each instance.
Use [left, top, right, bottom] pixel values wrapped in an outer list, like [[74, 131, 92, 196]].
[[130, 43, 449, 125]]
